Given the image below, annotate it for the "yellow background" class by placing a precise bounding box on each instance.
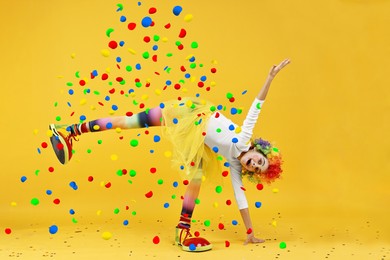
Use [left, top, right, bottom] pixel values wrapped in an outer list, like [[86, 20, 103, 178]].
[[0, 0, 389, 259]]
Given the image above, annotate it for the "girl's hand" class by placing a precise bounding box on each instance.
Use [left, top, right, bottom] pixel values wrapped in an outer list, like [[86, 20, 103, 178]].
[[269, 58, 290, 78], [244, 233, 265, 245]]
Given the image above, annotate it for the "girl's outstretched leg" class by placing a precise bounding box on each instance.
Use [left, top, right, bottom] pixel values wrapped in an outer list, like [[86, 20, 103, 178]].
[[175, 169, 212, 252], [49, 107, 162, 164]]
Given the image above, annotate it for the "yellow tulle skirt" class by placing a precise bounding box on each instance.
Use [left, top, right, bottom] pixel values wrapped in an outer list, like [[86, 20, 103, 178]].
[[161, 97, 222, 183]]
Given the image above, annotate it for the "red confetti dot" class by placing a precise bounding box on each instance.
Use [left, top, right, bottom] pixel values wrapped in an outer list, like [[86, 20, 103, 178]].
[[194, 231, 200, 237], [218, 223, 225, 230], [135, 78, 140, 82], [164, 23, 171, 29], [116, 77, 123, 82], [180, 66, 186, 72], [70, 111, 75, 116], [246, 228, 253, 234], [150, 168, 157, 174], [139, 103, 145, 109], [79, 80, 86, 86], [211, 68, 217, 73], [126, 206, 130, 210], [149, 7, 157, 14], [240, 186, 246, 191], [179, 28, 187, 38], [152, 235, 160, 244], [5, 228, 12, 235], [229, 97, 235, 102], [102, 73, 109, 80], [145, 130, 149, 135], [88, 176, 94, 182], [146, 82, 151, 87], [98, 102, 104, 106], [126, 111, 133, 117], [150, 21, 155, 27], [144, 36, 151, 43], [190, 162, 195, 167], [145, 191, 153, 198], [53, 198, 60, 205], [109, 88, 116, 94], [48, 167, 54, 172], [152, 55, 158, 62], [183, 180, 189, 185], [198, 82, 204, 88], [222, 171, 229, 177], [177, 44, 184, 50], [215, 112, 220, 118], [206, 87, 211, 91], [202, 132, 206, 136], [108, 40, 118, 49], [56, 143, 64, 150], [122, 169, 128, 175], [105, 182, 112, 188], [174, 84, 181, 90], [225, 240, 230, 247], [41, 142, 48, 148], [128, 22, 136, 30], [120, 90, 125, 95], [226, 199, 232, 206], [256, 183, 264, 190]]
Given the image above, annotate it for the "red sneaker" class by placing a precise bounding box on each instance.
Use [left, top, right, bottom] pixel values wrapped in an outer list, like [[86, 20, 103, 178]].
[[175, 227, 212, 252]]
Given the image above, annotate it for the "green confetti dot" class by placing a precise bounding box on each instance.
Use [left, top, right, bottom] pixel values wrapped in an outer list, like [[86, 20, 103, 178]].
[[116, 169, 123, 176], [216, 128, 222, 133], [119, 80, 126, 85], [31, 198, 40, 206], [128, 180, 133, 184], [129, 169, 137, 177], [72, 218, 78, 224], [106, 28, 114, 37], [131, 211, 137, 216], [75, 71, 80, 78], [256, 102, 262, 109], [126, 66, 132, 72], [66, 82, 73, 86], [191, 42, 199, 48], [34, 170, 40, 176], [157, 179, 164, 185], [279, 242, 287, 249], [171, 195, 176, 199], [130, 139, 139, 147], [199, 64, 204, 67], [142, 52, 150, 59], [204, 220, 210, 227], [226, 92, 233, 99], [192, 219, 197, 223], [93, 90, 100, 95], [175, 41, 181, 46], [97, 140, 103, 144], [217, 155, 223, 161], [87, 149, 92, 154], [190, 63, 196, 69], [153, 35, 160, 41], [215, 186, 222, 193], [114, 208, 120, 214], [237, 109, 242, 114], [55, 116, 61, 122], [195, 198, 200, 204], [135, 82, 142, 88], [166, 53, 173, 57], [210, 106, 216, 112], [273, 147, 279, 152], [54, 102, 58, 107]]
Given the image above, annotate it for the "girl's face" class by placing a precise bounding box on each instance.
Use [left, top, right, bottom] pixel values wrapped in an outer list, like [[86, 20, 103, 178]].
[[239, 149, 269, 173]]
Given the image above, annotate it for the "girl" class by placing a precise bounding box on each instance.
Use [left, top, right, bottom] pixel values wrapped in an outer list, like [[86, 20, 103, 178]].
[[49, 58, 290, 252]]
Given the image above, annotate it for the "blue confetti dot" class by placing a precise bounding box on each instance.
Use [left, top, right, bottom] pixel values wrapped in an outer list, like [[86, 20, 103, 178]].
[[84, 88, 91, 94], [242, 90, 248, 95], [173, 181, 179, 187], [116, 57, 122, 63], [20, 176, 27, 183], [232, 220, 238, 225], [184, 73, 191, 79], [189, 56, 195, 62], [67, 102, 72, 107], [159, 103, 165, 109], [180, 165, 185, 170], [69, 181, 78, 190], [106, 122, 113, 129], [37, 148, 41, 154], [189, 244, 196, 251], [224, 162, 230, 167], [232, 137, 238, 143], [112, 105, 118, 111], [150, 149, 154, 153], [123, 220, 129, 226], [120, 15, 127, 22], [152, 45, 158, 51], [200, 75, 207, 81], [92, 70, 98, 76], [80, 115, 86, 121], [46, 190, 52, 195], [68, 89, 74, 95], [173, 118, 178, 124], [128, 89, 135, 94], [105, 96, 110, 101], [212, 146, 219, 153], [153, 135, 161, 142], [141, 16, 152, 27], [255, 202, 262, 208], [173, 6, 183, 16], [229, 124, 235, 131], [69, 209, 75, 215], [119, 41, 125, 46], [164, 203, 170, 208], [217, 105, 223, 110], [49, 225, 58, 234], [135, 63, 141, 70], [166, 80, 172, 85], [231, 108, 238, 115]]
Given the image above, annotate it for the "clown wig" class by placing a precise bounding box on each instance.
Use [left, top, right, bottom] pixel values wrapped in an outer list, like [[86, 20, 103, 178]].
[[241, 138, 283, 184]]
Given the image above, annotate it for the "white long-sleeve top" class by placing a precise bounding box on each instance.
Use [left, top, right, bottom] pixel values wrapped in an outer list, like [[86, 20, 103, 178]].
[[204, 98, 264, 210]]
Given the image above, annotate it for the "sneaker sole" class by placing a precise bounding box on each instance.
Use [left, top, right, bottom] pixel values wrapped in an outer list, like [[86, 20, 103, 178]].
[[49, 124, 70, 164]]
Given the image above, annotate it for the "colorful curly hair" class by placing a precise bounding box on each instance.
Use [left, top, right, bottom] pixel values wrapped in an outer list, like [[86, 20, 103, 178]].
[[241, 138, 283, 184]]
